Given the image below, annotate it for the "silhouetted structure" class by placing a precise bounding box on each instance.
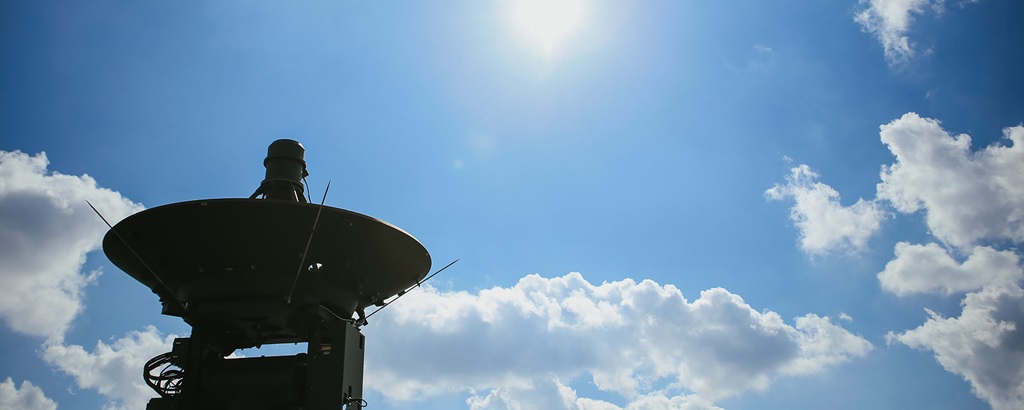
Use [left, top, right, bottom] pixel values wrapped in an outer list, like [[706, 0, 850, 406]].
[[102, 140, 431, 409]]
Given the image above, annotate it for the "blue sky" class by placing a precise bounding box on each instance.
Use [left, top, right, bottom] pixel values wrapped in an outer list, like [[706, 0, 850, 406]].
[[1, 1, 1022, 409]]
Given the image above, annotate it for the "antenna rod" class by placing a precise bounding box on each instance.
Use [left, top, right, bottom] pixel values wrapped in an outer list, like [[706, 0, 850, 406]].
[[87, 201, 187, 312], [362, 258, 459, 322], [286, 181, 331, 304]]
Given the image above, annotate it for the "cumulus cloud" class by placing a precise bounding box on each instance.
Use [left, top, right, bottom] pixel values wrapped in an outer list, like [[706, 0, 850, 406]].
[[876, 113, 1024, 249], [42, 326, 175, 410], [0, 378, 57, 410], [874, 113, 1024, 410], [770, 113, 1024, 409], [841, 112, 1024, 409], [888, 283, 1024, 410], [766, 165, 886, 254], [0, 150, 144, 342], [363, 273, 871, 407], [879, 242, 1024, 296]]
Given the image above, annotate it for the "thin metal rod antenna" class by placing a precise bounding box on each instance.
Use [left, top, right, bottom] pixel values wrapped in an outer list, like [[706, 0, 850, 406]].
[[286, 180, 331, 304], [87, 201, 187, 312], [363, 258, 459, 321]]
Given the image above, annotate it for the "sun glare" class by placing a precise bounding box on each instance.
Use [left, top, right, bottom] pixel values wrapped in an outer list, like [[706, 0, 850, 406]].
[[512, 0, 584, 55]]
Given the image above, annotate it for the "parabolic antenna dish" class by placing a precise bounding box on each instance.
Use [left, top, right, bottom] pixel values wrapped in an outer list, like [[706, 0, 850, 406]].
[[101, 140, 420, 408], [103, 198, 430, 343]]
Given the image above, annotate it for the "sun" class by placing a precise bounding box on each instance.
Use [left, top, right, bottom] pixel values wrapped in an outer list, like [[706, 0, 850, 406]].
[[511, 0, 584, 55]]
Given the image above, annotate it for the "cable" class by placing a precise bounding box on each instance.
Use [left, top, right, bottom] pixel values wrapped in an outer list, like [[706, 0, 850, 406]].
[[144, 352, 184, 398], [345, 396, 369, 408], [302, 177, 312, 203]]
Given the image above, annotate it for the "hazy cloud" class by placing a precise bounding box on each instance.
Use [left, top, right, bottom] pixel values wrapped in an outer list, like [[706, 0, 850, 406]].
[[0, 378, 57, 410], [467, 377, 724, 410], [854, 0, 933, 63], [363, 273, 871, 406], [876, 113, 1024, 249], [879, 242, 1024, 296], [617, 394, 724, 410], [854, 0, 983, 64], [0, 150, 144, 342], [467, 377, 604, 410], [889, 283, 1024, 410], [42, 326, 175, 410], [766, 165, 886, 254]]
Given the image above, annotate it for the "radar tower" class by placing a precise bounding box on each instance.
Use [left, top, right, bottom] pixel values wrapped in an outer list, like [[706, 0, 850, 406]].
[[102, 140, 431, 409]]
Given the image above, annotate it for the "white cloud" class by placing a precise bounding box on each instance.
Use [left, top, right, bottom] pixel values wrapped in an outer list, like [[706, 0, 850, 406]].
[[363, 273, 871, 406], [854, 0, 932, 63], [879, 242, 1024, 296], [467, 377, 724, 410], [889, 283, 1024, 410], [620, 393, 724, 410], [852, 0, 986, 64], [766, 165, 886, 254], [854, 0, 983, 64], [467, 376, 593, 410], [876, 113, 1024, 249], [42, 326, 175, 410], [0, 150, 144, 342], [0, 378, 57, 410], [784, 313, 877, 374], [868, 113, 1024, 409], [770, 113, 1024, 409]]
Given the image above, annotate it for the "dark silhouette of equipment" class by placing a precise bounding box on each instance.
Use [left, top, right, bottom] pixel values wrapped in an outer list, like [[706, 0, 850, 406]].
[[101, 140, 431, 409]]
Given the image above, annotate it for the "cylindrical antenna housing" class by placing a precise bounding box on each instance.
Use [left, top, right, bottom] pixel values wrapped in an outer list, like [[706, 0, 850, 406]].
[[255, 139, 309, 202]]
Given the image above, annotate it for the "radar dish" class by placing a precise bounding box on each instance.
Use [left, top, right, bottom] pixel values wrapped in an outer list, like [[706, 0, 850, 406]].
[[100, 140, 422, 408]]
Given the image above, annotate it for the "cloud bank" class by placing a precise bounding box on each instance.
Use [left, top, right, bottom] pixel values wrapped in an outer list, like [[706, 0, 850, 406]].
[[876, 114, 1024, 410], [772, 113, 1024, 409], [363, 273, 871, 408], [0, 150, 143, 342]]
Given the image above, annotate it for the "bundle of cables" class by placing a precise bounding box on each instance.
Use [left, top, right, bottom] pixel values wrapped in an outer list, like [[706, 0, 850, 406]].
[[143, 352, 184, 397]]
